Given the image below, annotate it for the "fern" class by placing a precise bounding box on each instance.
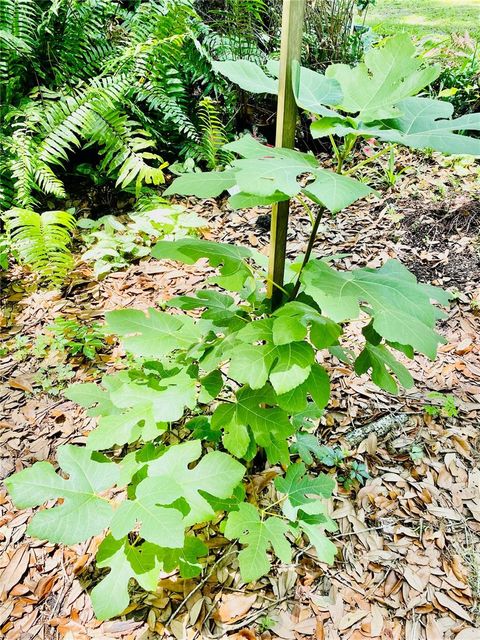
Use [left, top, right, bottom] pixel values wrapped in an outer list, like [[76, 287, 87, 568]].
[[3, 207, 76, 283], [197, 97, 233, 170], [0, 0, 39, 110], [0, 0, 239, 212]]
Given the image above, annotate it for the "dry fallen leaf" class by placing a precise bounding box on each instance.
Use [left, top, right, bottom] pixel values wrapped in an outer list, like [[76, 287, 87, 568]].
[[229, 630, 257, 640], [8, 376, 34, 394], [435, 592, 472, 622], [425, 615, 443, 640], [0, 545, 29, 599], [337, 610, 369, 631], [455, 629, 480, 640], [215, 594, 257, 624]]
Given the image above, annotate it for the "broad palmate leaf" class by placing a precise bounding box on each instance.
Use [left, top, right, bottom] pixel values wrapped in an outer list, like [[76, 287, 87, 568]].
[[212, 58, 342, 116], [92, 536, 162, 621], [355, 342, 414, 394], [301, 259, 450, 358], [166, 135, 374, 213], [105, 308, 205, 359], [152, 237, 267, 293], [6, 445, 118, 544], [68, 370, 197, 450], [275, 462, 334, 507], [315, 98, 480, 156], [224, 503, 291, 582], [373, 98, 480, 156], [325, 34, 440, 121], [134, 440, 245, 527]]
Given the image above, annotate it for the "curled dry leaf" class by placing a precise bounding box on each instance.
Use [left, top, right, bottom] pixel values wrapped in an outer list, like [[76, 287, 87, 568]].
[[425, 615, 443, 640]]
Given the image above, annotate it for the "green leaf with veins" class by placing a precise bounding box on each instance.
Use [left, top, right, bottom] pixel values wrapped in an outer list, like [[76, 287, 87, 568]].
[[167, 135, 373, 213], [212, 403, 252, 459], [233, 154, 316, 198], [301, 259, 449, 358], [236, 386, 294, 464], [65, 373, 127, 416], [291, 403, 323, 431], [298, 521, 337, 565], [199, 369, 224, 403], [84, 369, 198, 450], [224, 503, 292, 582], [155, 535, 208, 578], [314, 97, 480, 156], [110, 494, 185, 548], [152, 238, 266, 293], [135, 440, 245, 527], [325, 34, 440, 121], [275, 462, 334, 507], [291, 432, 325, 465], [304, 170, 376, 214], [212, 59, 342, 119], [306, 363, 330, 411], [106, 308, 205, 359], [269, 342, 314, 395], [212, 59, 278, 94], [163, 170, 237, 198], [6, 445, 118, 544], [277, 381, 309, 413], [87, 402, 162, 451], [272, 315, 308, 345], [273, 302, 342, 349], [292, 61, 342, 115], [355, 343, 414, 394], [169, 290, 241, 326], [91, 535, 162, 620], [228, 343, 277, 390], [376, 97, 480, 156], [109, 370, 197, 422]]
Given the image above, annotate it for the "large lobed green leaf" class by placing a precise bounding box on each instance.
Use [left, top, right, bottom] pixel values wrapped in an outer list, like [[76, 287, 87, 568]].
[[224, 503, 292, 582], [301, 258, 450, 359], [165, 134, 375, 213], [6, 445, 118, 544], [312, 97, 480, 156], [325, 34, 440, 122], [133, 440, 245, 528], [152, 237, 266, 294]]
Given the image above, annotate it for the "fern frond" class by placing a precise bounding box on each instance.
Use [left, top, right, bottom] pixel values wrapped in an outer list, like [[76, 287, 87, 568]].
[[3, 207, 76, 283], [0, 0, 40, 107], [197, 97, 233, 170]]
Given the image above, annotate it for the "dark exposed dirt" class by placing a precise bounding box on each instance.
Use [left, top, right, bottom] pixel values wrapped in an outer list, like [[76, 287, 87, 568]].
[[398, 197, 480, 286]]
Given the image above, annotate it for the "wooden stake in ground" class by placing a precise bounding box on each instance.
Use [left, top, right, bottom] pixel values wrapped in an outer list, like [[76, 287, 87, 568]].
[[267, 0, 306, 308]]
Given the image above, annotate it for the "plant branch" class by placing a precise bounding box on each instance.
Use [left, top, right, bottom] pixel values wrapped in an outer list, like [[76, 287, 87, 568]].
[[289, 201, 325, 301]]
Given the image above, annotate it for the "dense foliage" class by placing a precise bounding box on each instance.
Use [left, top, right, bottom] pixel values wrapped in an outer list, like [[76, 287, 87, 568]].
[[0, 0, 239, 214]]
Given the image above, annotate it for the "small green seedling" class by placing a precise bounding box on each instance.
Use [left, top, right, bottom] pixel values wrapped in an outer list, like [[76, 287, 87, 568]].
[[423, 392, 458, 418], [36, 318, 105, 360]]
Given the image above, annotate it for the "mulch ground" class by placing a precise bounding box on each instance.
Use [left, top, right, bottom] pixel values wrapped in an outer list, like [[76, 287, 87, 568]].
[[1, 148, 480, 640]]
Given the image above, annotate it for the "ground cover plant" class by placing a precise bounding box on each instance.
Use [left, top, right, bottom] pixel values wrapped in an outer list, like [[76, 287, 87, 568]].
[[6, 32, 480, 625]]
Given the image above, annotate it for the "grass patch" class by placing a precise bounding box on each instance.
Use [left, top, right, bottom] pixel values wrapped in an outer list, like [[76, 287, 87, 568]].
[[365, 0, 480, 40]]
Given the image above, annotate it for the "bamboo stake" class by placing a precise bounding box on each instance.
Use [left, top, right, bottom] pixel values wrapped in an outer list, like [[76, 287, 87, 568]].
[[267, 0, 306, 308]]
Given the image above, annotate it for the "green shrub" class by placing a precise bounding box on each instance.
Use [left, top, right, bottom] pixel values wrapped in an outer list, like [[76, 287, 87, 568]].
[[8, 34, 480, 623]]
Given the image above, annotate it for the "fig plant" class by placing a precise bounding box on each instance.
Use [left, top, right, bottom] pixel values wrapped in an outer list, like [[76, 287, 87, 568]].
[[7, 34, 480, 621]]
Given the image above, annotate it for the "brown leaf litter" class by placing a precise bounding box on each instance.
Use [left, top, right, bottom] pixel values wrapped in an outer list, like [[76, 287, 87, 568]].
[[0, 148, 480, 639]]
